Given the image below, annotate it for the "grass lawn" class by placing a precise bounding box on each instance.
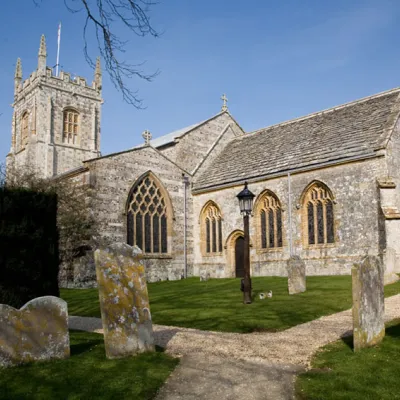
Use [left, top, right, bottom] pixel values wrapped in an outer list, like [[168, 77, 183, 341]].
[[0, 330, 178, 400], [61, 276, 400, 333], [296, 320, 400, 400]]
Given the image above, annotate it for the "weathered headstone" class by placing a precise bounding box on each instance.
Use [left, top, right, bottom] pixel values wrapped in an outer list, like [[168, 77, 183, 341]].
[[0, 296, 70, 367], [94, 243, 155, 359], [287, 256, 306, 295], [200, 271, 210, 281], [383, 247, 399, 285], [352, 255, 385, 351]]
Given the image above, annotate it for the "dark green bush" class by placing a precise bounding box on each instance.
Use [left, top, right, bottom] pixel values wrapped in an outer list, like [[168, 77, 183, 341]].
[[0, 188, 59, 308]]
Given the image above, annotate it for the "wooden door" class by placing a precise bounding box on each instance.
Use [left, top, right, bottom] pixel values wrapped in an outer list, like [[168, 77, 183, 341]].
[[235, 236, 245, 278]]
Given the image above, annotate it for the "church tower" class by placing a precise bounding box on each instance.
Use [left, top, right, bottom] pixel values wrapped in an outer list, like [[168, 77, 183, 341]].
[[6, 35, 103, 178]]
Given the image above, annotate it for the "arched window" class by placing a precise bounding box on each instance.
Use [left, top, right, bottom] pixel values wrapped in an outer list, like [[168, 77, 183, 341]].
[[303, 182, 335, 246], [63, 108, 79, 144], [21, 112, 29, 148], [126, 174, 170, 254], [256, 191, 283, 249], [201, 202, 223, 255]]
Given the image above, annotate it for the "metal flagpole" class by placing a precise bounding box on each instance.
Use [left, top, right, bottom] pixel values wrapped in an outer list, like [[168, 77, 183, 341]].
[[56, 22, 61, 77]]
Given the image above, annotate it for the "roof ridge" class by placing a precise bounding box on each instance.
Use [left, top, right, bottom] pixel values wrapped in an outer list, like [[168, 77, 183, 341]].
[[242, 87, 400, 139]]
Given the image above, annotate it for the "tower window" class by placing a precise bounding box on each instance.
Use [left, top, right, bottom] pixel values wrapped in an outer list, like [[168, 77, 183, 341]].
[[21, 112, 29, 148], [63, 109, 79, 144]]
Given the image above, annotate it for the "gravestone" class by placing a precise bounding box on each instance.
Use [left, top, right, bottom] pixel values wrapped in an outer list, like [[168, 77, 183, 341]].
[[383, 247, 399, 285], [200, 271, 210, 281], [0, 296, 70, 367], [94, 243, 155, 359], [287, 256, 306, 295], [352, 255, 385, 351]]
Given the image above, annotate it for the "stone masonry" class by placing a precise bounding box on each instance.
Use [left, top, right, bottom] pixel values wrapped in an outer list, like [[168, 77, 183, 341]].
[[6, 35, 102, 179]]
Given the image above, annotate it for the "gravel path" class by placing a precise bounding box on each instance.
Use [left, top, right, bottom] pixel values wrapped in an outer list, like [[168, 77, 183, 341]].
[[69, 294, 400, 367]]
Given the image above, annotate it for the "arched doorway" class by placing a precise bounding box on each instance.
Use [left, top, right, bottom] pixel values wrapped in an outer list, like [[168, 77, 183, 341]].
[[235, 236, 245, 278]]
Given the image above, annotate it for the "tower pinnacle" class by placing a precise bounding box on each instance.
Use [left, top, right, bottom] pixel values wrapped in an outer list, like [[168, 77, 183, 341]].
[[38, 34, 47, 74], [14, 58, 22, 79], [94, 56, 102, 90]]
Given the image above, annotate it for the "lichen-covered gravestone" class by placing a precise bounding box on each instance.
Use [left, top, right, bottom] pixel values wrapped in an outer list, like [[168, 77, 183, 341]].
[[352, 255, 385, 352], [0, 296, 70, 367], [94, 243, 155, 359], [287, 256, 306, 295]]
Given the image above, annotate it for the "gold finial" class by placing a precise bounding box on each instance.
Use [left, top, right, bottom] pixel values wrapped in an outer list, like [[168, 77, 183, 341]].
[[142, 129, 152, 145], [221, 94, 228, 112]]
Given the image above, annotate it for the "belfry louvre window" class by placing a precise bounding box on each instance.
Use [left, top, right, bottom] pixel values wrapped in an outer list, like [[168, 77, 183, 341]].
[[21, 112, 29, 148], [63, 109, 79, 144], [127, 175, 169, 254], [202, 203, 223, 255], [304, 183, 335, 246], [257, 191, 283, 249]]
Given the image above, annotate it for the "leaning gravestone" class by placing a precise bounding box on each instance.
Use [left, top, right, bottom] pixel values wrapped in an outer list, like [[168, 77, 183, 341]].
[[0, 296, 70, 367], [352, 255, 385, 352], [287, 256, 306, 295], [94, 243, 155, 359]]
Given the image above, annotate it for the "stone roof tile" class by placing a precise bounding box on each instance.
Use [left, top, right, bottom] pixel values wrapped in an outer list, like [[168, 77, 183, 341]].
[[193, 88, 400, 191]]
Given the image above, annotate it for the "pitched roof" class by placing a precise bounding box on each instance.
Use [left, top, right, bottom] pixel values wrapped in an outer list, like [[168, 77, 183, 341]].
[[193, 88, 400, 192], [149, 121, 206, 148]]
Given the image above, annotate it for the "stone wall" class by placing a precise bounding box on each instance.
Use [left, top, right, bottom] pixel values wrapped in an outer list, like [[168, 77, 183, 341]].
[[158, 113, 242, 173], [85, 145, 193, 282], [192, 157, 387, 277]]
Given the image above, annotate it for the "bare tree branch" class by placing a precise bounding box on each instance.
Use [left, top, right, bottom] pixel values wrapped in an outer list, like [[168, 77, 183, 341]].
[[35, 0, 160, 108]]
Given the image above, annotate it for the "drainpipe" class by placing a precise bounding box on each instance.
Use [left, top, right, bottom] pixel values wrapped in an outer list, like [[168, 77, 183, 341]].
[[182, 174, 190, 278], [288, 172, 293, 256]]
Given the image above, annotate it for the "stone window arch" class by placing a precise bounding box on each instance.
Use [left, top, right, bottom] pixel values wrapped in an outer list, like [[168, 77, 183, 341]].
[[255, 190, 283, 250], [63, 108, 79, 144], [200, 201, 223, 255], [302, 181, 335, 246], [20, 111, 29, 148], [126, 173, 172, 255]]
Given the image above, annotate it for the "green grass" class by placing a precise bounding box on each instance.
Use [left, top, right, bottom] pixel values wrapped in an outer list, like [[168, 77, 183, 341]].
[[0, 330, 178, 400], [296, 320, 400, 400], [61, 276, 400, 333]]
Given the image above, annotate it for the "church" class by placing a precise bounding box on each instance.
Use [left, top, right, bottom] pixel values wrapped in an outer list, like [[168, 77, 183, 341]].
[[7, 35, 400, 286]]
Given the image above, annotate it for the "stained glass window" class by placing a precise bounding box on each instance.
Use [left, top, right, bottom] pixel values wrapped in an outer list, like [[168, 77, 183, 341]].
[[258, 192, 283, 249], [308, 202, 315, 245], [63, 109, 79, 144], [127, 174, 169, 254], [304, 183, 335, 246], [202, 202, 223, 254]]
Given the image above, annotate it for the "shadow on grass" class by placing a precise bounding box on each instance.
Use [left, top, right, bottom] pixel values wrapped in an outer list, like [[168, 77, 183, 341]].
[[70, 338, 103, 356], [340, 319, 400, 350]]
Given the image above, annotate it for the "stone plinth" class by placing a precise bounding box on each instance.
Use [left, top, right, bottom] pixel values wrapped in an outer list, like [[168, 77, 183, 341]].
[[352, 255, 385, 352], [94, 243, 155, 359], [0, 296, 70, 367], [287, 256, 306, 295]]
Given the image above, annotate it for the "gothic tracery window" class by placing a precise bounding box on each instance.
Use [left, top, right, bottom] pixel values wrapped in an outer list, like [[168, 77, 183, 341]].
[[63, 109, 79, 144], [304, 182, 335, 246], [21, 111, 29, 148], [257, 191, 283, 249], [127, 174, 169, 254], [202, 202, 223, 255]]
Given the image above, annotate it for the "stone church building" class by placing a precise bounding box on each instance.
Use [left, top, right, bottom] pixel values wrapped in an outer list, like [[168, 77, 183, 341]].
[[7, 35, 400, 285]]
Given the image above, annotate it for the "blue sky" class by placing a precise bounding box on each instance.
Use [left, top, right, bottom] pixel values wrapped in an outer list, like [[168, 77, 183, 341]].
[[1, 0, 400, 164]]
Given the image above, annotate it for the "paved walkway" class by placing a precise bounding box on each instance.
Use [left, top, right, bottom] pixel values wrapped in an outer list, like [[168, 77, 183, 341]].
[[69, 294, 400, 399]]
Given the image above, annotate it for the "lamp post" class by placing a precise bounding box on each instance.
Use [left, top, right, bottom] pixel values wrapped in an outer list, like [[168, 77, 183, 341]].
[[237, 181, 255, 304]]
